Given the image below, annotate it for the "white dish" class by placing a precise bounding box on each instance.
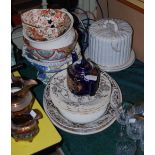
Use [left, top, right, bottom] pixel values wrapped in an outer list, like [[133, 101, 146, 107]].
[[85, 49, 135, 72], [49, 70, 111, 111], [49, 70, 111, 123], [43, 72, 122, 135]]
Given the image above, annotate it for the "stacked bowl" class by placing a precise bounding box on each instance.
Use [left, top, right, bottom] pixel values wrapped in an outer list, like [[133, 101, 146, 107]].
[[21, 9, 80, 84]]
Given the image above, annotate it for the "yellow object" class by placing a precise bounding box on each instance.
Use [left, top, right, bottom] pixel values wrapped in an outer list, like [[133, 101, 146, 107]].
[[11, 71, 62, 155], [126, 0, 144, 9]]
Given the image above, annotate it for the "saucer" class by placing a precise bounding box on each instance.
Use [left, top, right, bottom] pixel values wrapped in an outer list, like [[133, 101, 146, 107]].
[[43, 72, 122, 135], [85, 49, 135, 72]]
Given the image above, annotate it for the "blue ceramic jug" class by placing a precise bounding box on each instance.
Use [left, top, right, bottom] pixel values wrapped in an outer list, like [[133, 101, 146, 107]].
[[67, 56, 100, 96]]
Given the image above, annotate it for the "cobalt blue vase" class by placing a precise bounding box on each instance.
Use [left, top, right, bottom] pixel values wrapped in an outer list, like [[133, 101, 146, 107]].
[[67, 57, 100, 96]]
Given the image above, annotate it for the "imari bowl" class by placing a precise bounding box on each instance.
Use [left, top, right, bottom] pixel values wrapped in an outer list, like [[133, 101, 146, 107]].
[[23, 27, 76, 50], [23, 30, 78, 61], [22, 43, 81, 73], [21, 9, 74, 41]]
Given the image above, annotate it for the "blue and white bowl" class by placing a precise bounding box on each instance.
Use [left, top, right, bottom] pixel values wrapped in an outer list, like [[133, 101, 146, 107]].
[[22, 43, 81, 73]]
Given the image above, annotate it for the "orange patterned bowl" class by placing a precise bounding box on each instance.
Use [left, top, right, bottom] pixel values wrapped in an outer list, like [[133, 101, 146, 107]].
[[21, 9, 74, 41], [23, 30, 78, 61]]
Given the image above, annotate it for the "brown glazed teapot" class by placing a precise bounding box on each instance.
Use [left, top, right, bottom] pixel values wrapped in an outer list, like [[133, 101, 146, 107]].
[[11, 76, 37, 116]]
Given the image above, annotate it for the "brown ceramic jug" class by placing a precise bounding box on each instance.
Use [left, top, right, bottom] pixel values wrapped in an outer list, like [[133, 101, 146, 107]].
[[11, 76, 38, 116], [11, 109, 43, 142]]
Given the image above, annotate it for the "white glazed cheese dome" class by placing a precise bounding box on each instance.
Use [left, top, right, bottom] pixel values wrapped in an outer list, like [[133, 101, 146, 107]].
[[88, 19, 133, 68]]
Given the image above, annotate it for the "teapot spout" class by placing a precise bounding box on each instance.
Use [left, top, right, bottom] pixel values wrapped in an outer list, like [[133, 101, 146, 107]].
[[19, 79, 38, 97], [11, 77, 38, 97], [24, 79, 38, 87]]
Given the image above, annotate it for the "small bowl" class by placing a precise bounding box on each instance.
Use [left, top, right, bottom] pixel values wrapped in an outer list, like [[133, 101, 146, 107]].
[[22, 43, 81, 73], [21, 9, 74, 41], [23, 30, 78, 61], [23, 27, 76, 50]]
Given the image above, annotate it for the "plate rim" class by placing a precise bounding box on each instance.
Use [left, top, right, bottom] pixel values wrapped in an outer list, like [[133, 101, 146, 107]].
[[85, 49, 135, 72], [43, 71, 122, 135]]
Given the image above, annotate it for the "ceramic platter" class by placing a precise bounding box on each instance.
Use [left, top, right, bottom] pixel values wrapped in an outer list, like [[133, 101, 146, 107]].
[[85, 49, 135, 72], [43, 71, 122, 135]]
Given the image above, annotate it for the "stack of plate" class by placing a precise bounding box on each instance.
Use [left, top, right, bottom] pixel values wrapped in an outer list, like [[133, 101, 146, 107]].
[[49, 70, 111, 124], [21, 9, 80, 84], [43, 70, 122, 135]]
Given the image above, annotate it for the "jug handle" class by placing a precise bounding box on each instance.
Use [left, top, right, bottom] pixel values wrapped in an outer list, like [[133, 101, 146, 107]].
[[30, 109, 43, 120]]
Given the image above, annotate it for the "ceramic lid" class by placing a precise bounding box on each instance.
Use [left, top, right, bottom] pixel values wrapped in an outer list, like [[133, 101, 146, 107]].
[[89, 18, 132, 39]]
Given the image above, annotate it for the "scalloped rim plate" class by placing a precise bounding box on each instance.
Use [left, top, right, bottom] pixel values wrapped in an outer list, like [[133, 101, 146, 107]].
[[43, 71, 122, 135]]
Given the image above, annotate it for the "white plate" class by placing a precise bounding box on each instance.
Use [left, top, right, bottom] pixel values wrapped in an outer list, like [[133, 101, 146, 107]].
[[49, 70, 111, 112], [85, 50, 135, 72], [43, 72, 122, 135]]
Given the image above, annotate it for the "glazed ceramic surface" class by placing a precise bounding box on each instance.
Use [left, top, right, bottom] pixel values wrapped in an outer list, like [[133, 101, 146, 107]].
[[11, 77, 37, 114], [23, 27, 76, 50], [67, 59, 100, 96], [88, 19, 134, 69], [22, 43, 81, 73], [49, 70, 111, 112], [11, 109, 43, 142], [23, 29, 78, 61], [49, 70, 111, 123], [85, 50, 135, 72], [21, 9, 73, 41], [43, 71, 122, 135]]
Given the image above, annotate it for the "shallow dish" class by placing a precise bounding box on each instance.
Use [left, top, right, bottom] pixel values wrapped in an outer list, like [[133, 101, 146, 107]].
[[43, 72, 122, 135], [21, 9, 73, 41]]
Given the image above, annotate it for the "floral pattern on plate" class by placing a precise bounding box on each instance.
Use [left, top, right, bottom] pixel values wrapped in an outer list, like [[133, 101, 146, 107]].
[[49, 70, 111, 112], [22, 43, 81, 73], [43, 72, 122, 135]]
